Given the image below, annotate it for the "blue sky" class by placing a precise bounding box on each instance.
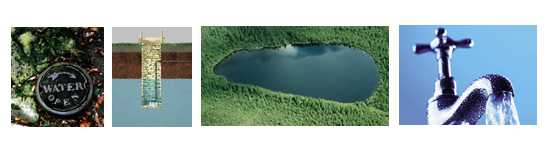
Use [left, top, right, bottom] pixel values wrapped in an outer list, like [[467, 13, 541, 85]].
[[399, 25, 537, 125]]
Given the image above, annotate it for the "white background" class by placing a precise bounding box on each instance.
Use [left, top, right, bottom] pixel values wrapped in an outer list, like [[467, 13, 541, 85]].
[[0, 0, 547, 151]]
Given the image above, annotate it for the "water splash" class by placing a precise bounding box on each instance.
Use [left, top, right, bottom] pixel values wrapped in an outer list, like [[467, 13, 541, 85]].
[[485, 91, 520, 125]]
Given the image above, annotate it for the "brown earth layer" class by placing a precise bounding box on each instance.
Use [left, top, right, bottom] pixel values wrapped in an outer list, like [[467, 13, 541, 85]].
[[112, 47, 192, 52], [112, 52, 192, 79]]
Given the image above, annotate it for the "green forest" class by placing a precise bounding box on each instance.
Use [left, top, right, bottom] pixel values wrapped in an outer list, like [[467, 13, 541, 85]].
[[202, 26, 389, 125]]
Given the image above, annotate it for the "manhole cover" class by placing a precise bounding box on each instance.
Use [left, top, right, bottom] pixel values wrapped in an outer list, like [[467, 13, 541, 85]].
[[35, 63, 94, 116]]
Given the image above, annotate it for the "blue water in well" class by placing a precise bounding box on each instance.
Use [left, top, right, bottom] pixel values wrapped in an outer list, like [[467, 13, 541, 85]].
[[112, 79, 192, 127]]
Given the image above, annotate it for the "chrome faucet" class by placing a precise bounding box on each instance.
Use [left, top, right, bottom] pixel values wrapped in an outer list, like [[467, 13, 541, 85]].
[[414, 28, 516, 125]]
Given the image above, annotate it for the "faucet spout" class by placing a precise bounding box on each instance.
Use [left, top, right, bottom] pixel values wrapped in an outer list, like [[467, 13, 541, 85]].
[[427, 74, 514, 125]]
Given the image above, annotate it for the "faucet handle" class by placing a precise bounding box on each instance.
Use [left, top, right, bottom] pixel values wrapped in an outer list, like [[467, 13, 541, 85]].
[[413, 28, 474, 55], [413, 27, 475, 82]]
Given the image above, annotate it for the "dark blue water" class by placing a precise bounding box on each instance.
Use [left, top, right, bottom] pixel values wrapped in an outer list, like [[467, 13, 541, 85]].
[[112, 79, 192, 127], [215, 45, 379, 102]]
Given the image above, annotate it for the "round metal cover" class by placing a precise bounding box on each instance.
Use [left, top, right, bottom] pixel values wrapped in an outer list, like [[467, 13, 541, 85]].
[[35, 63, 94, 116]]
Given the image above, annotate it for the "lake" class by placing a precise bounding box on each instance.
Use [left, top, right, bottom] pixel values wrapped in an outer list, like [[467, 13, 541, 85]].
[[215, 44, 379, 102]]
